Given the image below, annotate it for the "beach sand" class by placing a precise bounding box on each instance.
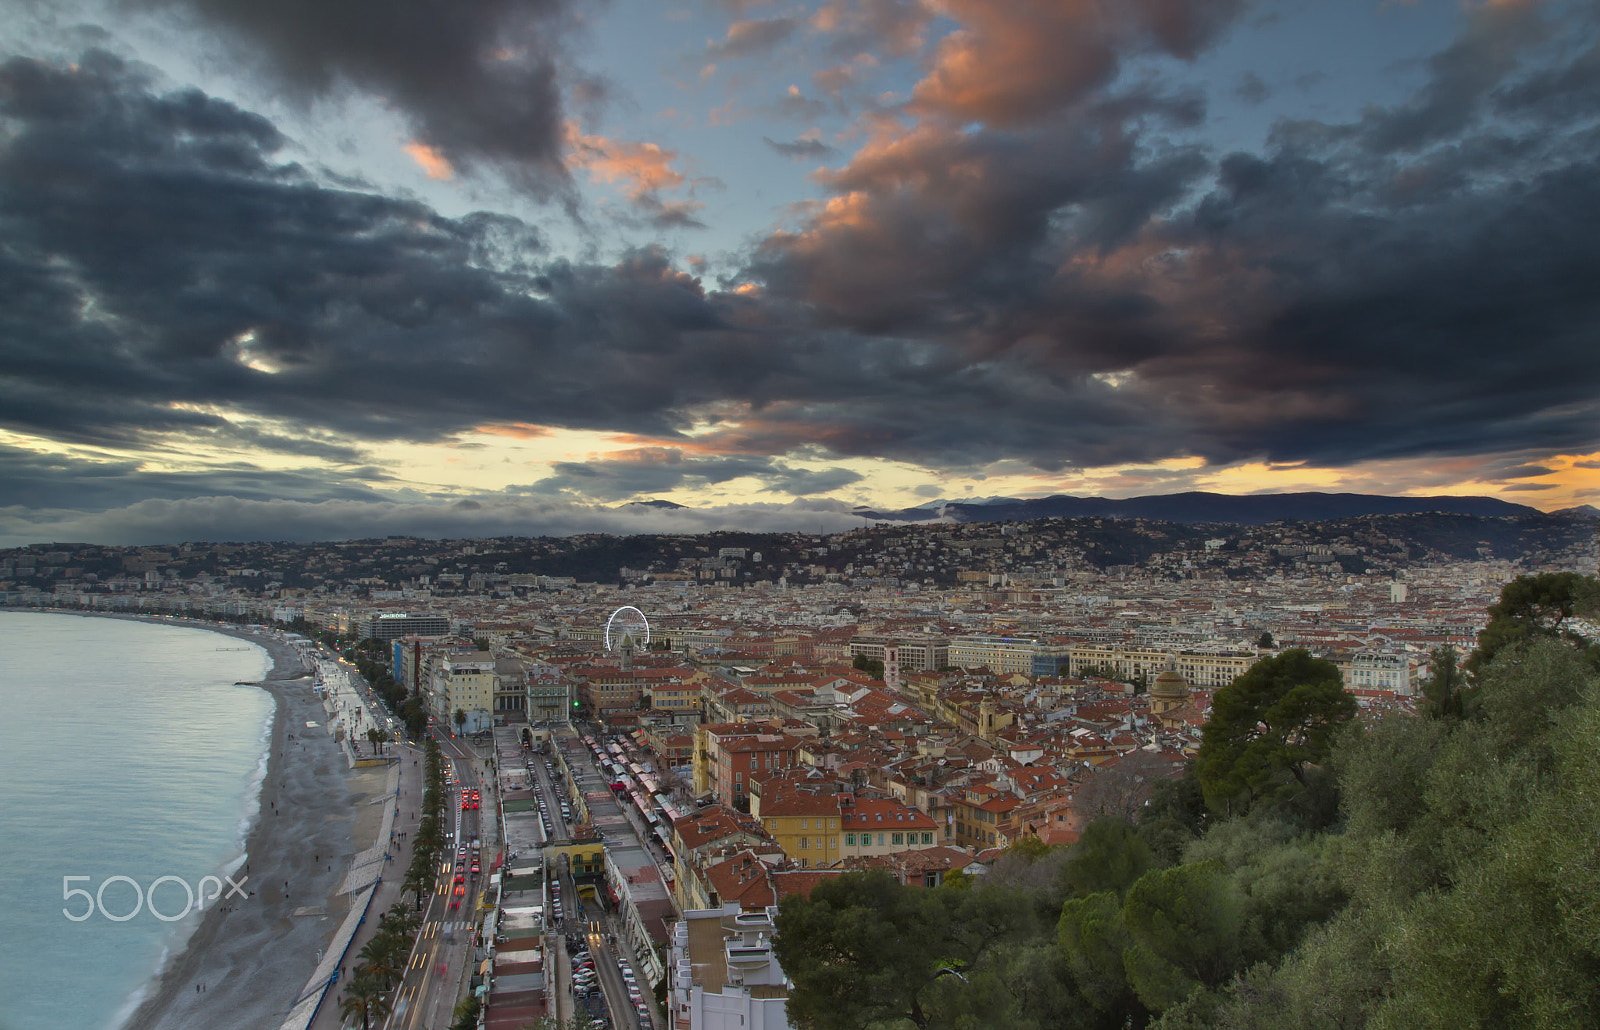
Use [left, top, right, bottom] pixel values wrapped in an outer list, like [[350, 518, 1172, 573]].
[[87, 618, 391, 1030]]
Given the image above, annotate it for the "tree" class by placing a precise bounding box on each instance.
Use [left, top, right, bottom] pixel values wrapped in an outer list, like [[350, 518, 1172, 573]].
[[1255, 631, 1275, 650], [1061, 818, 1155, 900], [1468, 571, 1599, 672], [1074, 751, 1176, 824], [1194, 649, 1356, 815], [453, 708, 467, 735], [338, 971, 392, 1030], [449, 995, 482, 1030], [1059, 891, 1144, 1022], [774, 869, 952, 1029], [1120, 861, 1242, 1013], [1136, 771, 1207, 866], [852, 654, 885, 680], [1419, 645, 1463, 720], [357, 932, 407, 989]]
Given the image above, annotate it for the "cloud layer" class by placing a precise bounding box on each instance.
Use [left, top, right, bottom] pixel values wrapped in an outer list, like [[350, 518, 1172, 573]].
[[3, 0, 1599, 543]]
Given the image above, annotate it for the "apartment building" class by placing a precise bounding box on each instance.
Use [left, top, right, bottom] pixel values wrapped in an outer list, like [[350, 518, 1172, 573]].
[[948, 634, 1042, 675], [667, 905, 793, 1030], [429, 655, 496, 732], [1067, 643, 1259, 689], [848, 633, 950, 672]]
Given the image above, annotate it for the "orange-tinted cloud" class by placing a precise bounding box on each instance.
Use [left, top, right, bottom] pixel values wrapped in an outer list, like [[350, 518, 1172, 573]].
[[475, 422, 554, 440], [564, 123, 686, 201], [403, 141, 455, 180], [912, 0, 1242, 125]]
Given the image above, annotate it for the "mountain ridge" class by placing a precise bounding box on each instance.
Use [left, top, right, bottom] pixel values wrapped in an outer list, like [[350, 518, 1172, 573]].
[[851, 490, 1547, 526]]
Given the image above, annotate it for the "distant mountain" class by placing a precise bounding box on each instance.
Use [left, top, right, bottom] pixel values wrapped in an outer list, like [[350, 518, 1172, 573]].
[[618, 499, 688, 510], [1551, 504, 1600, 519], [854, 491, 1545, 526]]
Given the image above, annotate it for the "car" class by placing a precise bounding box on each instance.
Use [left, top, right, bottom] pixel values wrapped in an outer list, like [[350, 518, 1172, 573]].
[[455, 873, 465, 884], [455, 884, 466, 896]]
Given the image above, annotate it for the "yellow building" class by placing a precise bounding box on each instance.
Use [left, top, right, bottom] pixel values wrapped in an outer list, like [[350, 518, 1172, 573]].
[[1068, 644, 1258, 689]]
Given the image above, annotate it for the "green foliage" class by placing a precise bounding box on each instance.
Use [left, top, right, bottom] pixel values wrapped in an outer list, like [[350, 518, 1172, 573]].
[[1419, 644, 1464, 720], [1061, 817, 1155, 900], [1195, 649, 1356, 815], [852, 653, 886, 679], [1121, 861, 1242, 1011], [448, 996, 481, 1030], [1059, 891, 1142, 1019], [774, 869, 952, 1029], [1136, 770, 1207, 865], [1468, 571, 1599, 673], [1368, 690, 1600, 1030]]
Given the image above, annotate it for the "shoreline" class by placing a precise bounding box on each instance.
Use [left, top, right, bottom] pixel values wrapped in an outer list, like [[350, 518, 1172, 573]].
[[11, 609, 370, 1030]]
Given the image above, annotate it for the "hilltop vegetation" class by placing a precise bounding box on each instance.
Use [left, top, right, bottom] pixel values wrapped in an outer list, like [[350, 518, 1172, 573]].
[[773, 574, 1600, 1030]]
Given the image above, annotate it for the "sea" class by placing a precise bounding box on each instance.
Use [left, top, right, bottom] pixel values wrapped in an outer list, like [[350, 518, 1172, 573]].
[[0, 611, 275, 1030]]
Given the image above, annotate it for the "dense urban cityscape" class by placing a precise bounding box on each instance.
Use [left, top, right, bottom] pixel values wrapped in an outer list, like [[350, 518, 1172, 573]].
[[6, 504, 1598, 1028]]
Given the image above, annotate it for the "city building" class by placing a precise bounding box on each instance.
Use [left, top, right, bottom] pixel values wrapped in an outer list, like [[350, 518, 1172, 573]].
[[668, 904, 793, 1030]]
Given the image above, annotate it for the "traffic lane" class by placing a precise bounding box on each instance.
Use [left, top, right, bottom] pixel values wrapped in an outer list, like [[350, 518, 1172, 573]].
[[588, 924, 646, 1030]]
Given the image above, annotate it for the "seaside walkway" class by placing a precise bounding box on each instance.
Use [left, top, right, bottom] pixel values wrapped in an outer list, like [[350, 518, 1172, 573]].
[[277, 699, 409, 1030]]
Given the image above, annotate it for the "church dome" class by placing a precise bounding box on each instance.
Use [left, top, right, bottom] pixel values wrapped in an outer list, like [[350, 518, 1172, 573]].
[[1150, 659, 1189, 700]]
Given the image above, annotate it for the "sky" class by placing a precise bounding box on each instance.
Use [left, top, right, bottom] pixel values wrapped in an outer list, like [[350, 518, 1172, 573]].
[[2, 0, 1598, 546]]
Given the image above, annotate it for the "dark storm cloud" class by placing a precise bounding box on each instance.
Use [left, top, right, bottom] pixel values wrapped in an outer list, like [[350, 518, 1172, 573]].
[[0, 51, 765, 450], [7, 0, 1600, 530], [125, 0, 586, 193], [518, 451, 862, 501], [739, 0, 1600, 472], [0, 444, 391, 510]]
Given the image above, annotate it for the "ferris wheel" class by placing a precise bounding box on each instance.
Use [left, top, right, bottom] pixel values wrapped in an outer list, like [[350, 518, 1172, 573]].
[[605, 605, 650, 650]]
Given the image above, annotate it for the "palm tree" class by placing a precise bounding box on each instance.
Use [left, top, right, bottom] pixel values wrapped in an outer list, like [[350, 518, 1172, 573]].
[[384, 901, 421, 936], [338, 971, 390, 1030], [453, 708, 467, 735], [357, 933, 406, 989]]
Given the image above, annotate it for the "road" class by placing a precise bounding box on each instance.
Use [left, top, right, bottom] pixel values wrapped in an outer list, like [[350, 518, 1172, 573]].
[[385, 732, 487, 1030]]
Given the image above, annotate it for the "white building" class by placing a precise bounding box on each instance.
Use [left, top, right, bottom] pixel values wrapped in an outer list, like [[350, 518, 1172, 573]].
[[668, 904, 793, 1030]]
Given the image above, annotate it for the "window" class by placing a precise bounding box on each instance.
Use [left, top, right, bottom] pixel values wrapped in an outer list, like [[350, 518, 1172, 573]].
[[767, 819, 776, 831], [921, 833, 933, 845], [800, 818, 807, 830], [830, 818, 837, 829], [892, 832, 904, 845], [877, 833, 885, 846], [845, 833, 856, 846], [800, 837, 809, 849]]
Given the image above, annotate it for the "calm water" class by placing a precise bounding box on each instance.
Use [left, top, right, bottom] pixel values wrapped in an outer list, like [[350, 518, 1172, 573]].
[[0, 612, 274, 1030]]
